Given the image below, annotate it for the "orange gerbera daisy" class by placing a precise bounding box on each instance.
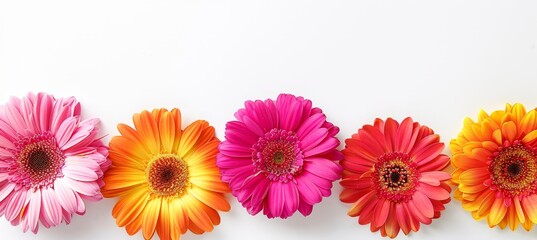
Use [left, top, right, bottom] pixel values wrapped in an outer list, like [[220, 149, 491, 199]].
[[451, 103, 537, 230], [102, 108, 230, 240]]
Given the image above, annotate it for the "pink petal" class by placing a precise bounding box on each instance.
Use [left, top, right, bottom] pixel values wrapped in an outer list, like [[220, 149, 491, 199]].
[[54, 180, 78, 213], [241, 115, 265, 137], [218, 142, 252, 158], [216, 155, 251, 169], [62, 125, 97, 151], [297, 113, 326, 139], [268, 182, 284, 218], [5, 99, 28, 136], [62, 177, 99, 197], [250, 177, 270, 207], [298, 171, 332, 190], [282, 182, 299, 217], [5, 189, 28, 221], [298, 200, 313, 216], [236, 174, 264, 203], [224, 121, 259, 147], [301, 128, 329, 152], [303, 158, 342, 180], [41, 188, 62, 226], [277, 94, 303, 132], [34, 92, 53, 132], [55, 116, 79, 148], [26, 189, 41, 233], [297, 178, 322, 205], [63, 165, 98, 182], [50, 103, 73, 135], [244, 100, 277, 133], [0, 183, 15, 202], [303, 137, 339, 157]]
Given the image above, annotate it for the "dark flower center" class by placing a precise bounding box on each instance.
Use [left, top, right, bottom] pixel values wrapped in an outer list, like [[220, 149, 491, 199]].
[[13, 133, 65, 189], [148, 155, 189, 197], [507, 162, 522, 177], [490, 144, 537, 198], [28, 151, 51, 172], [373, 152, 420, 203]]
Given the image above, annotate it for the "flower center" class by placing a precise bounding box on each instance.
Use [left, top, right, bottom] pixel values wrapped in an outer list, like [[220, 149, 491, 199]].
[[252, 128, 303, 182], [490, 144, 537, 198], [147, 155, 189, 197], [372, 152, 419, 203], [12, 133, 65, 189]]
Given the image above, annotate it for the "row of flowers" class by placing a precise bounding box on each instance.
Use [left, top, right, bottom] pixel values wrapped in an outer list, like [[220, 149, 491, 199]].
[[0, 92, 534, 239]]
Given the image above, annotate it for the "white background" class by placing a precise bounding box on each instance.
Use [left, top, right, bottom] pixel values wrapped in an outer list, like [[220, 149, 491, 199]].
[[1, 0, 537, 239]]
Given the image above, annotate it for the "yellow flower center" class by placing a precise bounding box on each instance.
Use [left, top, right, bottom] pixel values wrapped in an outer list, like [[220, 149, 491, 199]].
[[490, 144, 537, 197], [147, 154, 189, 198]]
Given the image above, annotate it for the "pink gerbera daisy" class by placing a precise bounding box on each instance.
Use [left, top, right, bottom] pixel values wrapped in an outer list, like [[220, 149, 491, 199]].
[[0, 92, 110, 233], [340, 118, 451, 238], [217, 93, 343, 219]]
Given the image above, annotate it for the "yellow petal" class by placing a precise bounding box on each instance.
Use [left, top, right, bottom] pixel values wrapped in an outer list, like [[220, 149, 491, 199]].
[[501, 121, 517, 144], [488, 197, 507, 226]]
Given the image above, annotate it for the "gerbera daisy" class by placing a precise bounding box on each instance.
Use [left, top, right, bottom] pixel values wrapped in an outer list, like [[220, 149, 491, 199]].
[[340, 117, 451, 238], [0, 92, 110, 233], [451, 103, 537, 230], [217, 93, 343, 219], [102, 108, 230, 240]]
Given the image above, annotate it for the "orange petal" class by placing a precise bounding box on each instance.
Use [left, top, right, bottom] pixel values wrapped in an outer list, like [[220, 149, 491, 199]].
[[501, 121, 517, 144], [183, 195, 214, 232], [514, 196, 525, 224], [519, 110, 537, 135], [158, 111, 176, 154], [156, 199, 171, 240], [522, 130, 537, 144], [125, 212, 143, 236], [186, 140, 219, 166], [171, 108, 183, 155], [511, 103, 526, 125], [522, 194, 537, 223], [178, 121, 203, 158], [133, 111, 160, 155], [189, 187, 230, 211], [459, 167, 489, 185], [170, 198, 189, 234], [113, 187, 149, 227], [142, 198, 162, 239]]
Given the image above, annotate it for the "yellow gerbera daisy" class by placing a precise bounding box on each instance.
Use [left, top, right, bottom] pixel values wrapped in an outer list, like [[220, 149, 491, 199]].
[[451, 103, 537, 230], [102, 108, 230, 240]]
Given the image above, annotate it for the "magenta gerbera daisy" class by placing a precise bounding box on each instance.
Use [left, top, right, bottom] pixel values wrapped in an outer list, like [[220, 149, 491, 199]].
[[217, 93, 343, 219], [0, 92, 110, 233]]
